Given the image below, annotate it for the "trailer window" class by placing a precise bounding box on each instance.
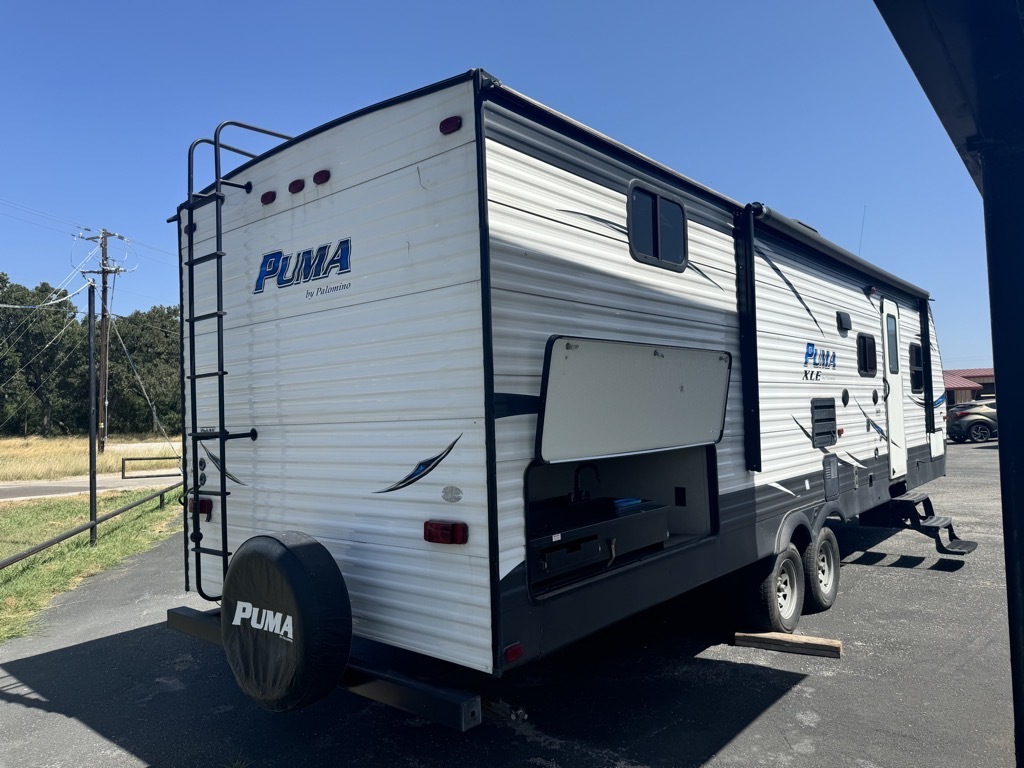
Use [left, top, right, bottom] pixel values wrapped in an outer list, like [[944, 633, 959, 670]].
[[628, 183, 688, 272], [886, 315, 899, 374], [909, 343, 924, 393], [857, 333, 877, 377]]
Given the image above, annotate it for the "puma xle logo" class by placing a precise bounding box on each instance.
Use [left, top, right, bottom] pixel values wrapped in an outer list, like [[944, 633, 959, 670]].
[[232, 600, 294, 642]]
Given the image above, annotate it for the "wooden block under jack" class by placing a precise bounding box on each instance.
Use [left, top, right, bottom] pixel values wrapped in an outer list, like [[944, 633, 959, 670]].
[[733, 631, 843, 658]]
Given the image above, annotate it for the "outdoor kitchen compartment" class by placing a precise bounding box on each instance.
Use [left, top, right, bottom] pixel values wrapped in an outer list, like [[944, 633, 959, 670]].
[[526, 497, 669, 585]]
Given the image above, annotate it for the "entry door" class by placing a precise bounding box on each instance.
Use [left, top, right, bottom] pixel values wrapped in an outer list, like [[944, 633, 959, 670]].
[[881, 298, 907, 479]]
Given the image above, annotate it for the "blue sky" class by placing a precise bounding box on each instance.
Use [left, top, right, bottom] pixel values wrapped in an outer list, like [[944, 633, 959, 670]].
[[1, 1, 989, 367]]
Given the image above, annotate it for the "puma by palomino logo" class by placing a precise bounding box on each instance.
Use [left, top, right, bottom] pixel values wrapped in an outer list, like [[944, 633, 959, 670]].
[[232, 600, 294, 642]]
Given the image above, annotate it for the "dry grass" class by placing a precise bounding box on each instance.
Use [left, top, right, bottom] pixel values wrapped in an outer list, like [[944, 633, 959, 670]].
[[0, 436, 181, 482]]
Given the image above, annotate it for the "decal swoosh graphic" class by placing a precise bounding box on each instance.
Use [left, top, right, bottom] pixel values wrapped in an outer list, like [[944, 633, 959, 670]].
[[685, 261, 724, 291], [909, 393, 946, 409], [375, 435, 462, 494], [767, 481, 798, 497], [791, 415, 871, 469], [755, 246, 825, 337], [853, 398, 889, 441], [559, 209, 722, 290], [199, 443, 245, 485], [791, 415, 831, 455], [557, 210, 628, 236], [843, 452, 868, 469]]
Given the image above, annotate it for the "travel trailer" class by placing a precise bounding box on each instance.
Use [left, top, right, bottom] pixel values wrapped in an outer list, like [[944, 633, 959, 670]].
[[168, 69, 973, 728]]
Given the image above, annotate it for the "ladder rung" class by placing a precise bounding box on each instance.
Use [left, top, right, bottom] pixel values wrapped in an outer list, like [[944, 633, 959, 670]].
[[183, 192, 224, 211], [190, 431, 227, 441], [187, 310, 226, 324], [187, 370, 227, 381], [186, 251, 226, 266], [186, 489, 232, 498], [193, 545, 233, 557], [189, 428, 257, 442]]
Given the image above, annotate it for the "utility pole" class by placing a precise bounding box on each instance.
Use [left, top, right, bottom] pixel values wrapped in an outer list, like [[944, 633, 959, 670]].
[[83, 229, 124, 454]]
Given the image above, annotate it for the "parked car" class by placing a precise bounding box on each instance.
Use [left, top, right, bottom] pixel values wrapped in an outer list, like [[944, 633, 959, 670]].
[[947, 401, 998, 443]]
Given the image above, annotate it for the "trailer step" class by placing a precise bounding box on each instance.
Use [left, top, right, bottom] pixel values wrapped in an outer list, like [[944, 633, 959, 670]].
[[891, 493, 978, 556], [918, 515, 953, 530]]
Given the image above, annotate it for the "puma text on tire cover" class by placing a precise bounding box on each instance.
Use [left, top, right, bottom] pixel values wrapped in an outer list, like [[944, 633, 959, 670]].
[[221, 531, 352, 712]]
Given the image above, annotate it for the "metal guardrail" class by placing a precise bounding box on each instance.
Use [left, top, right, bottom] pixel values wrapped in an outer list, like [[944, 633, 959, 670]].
[[121, 456, 182, 479], [0, 481, 183, 571]]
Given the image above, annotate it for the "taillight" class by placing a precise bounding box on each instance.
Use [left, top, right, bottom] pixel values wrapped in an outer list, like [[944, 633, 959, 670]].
[[423, 520, 468, 545], [189, 497, 213, 522]]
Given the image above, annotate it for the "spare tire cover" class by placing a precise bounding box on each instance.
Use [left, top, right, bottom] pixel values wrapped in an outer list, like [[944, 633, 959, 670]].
[[221, 531, 352, 712]]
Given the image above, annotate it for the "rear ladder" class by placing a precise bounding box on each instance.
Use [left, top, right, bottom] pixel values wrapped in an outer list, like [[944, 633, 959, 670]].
[[181, 122, 291, 599]]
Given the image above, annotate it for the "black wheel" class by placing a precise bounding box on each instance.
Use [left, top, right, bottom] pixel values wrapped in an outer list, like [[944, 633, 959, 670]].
[[750, 543, 804, 633], [221, 531, 352, 713], [968, 423, 992, 443], [803, 527, 840, 613]]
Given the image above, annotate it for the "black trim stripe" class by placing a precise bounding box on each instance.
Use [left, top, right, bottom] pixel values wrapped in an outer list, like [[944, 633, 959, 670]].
[[736, 207, 762, 472], [493, 394, 541, 419], [475, 73, 505, 677]]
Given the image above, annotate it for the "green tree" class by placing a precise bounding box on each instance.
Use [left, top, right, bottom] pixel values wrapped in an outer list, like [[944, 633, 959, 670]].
[[106, 305, 180, 435], [0, 274, 85, 436]]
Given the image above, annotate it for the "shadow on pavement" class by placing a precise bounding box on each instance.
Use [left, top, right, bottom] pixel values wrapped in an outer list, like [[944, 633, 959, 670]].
[[0, 584, 805, 767], [830, 521, 967, 572]]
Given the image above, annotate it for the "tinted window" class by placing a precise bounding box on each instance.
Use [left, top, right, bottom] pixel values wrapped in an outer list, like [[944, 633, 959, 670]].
[[857, 333, 877, 377], [628, 182, 688, 272], [630, 187, 656, 258], [909, 343, 923, 393], [886, 315, 899, 374], [659, 199, 686, 265]]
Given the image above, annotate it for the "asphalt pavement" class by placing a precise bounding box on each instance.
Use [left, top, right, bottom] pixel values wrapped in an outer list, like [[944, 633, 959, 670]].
[[0, 472, 180, 502], [0, 442, 1013, 767]]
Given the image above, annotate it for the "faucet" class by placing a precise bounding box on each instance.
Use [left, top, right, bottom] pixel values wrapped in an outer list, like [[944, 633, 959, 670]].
[[571, 462, 601, 503]]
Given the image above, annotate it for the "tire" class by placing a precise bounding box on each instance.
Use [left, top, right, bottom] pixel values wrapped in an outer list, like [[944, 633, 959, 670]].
[[802, 527, 840, 613], [949, 433, 967, 444], [221, 531, 352, 713], [750, 544, 805, 633], [968, 423, 992, 443]]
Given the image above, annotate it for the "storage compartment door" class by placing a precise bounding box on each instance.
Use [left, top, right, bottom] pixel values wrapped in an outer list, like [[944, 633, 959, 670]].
[[537, 337, 731, 463]]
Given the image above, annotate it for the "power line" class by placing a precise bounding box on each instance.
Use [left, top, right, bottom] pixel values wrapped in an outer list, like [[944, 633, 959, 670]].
[[0, 197, 177, 262], [0, 197, 91, 231], [0, 209, 82, 239]]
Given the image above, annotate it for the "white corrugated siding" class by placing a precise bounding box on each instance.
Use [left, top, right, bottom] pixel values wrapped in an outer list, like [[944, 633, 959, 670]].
[[182, 81, 496, 672], [753, 239, 934, 484], [484, 140, 745, 578]]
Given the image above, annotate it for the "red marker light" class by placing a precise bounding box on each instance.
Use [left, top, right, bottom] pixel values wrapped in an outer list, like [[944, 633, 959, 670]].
[[188, 497, 212, 522], [260, 190, 277, 205], [313, 169, 331, 185], [424, 520, 469, 545], [439, 116, 463, 135], [288, 179, 305, 194], [504, 643, 525, 663]]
